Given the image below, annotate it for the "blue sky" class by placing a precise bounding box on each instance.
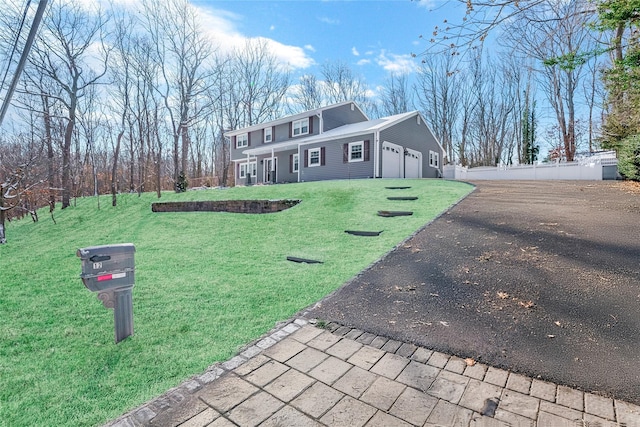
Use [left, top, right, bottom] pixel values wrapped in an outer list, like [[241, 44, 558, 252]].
[[191, 0, 460, 93]]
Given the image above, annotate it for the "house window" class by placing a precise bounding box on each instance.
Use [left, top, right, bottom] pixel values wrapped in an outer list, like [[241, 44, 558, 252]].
[[292, 153, 299, 172], [429, 150, 439, 168], [236, 133, 248, 148], [239, 162, 257, 178], [264, 127, 272, 143], [308, 148, 321, 167], [349, 142, 364, 162], [292, 118, 309, 137]]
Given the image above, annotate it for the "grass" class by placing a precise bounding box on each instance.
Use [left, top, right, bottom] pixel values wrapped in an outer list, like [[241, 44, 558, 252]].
[[0, 179, 473, 427]]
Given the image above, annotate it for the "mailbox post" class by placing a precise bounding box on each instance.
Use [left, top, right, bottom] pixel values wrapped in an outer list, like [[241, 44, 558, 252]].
[[77, 243, 136, 343]]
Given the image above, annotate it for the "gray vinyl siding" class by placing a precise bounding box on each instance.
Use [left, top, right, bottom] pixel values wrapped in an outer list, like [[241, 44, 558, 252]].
[[322, 103, 368, 131], [277, 149, 299, 183], [230, 116, 320, 161], [379, 115, 443, 178], [300, 135, 375, 182], [230, 130, 259, 161]]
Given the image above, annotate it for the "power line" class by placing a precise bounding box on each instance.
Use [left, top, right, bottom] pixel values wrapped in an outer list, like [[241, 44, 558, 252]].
[[0, 0, 48, 127], [0, 0, 32, 96]]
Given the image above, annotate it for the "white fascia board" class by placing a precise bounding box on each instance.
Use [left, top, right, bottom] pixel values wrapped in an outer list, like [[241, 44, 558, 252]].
[[232, 156, 257, 163], [242, 140, 301, 156]]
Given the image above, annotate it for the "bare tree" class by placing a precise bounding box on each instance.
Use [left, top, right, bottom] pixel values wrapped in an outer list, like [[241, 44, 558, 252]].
[[321, 61, 370, 107], [378, 73, 412, 117], [290, 74, 323, 112], [26, 0, 108, 208], [499, 0, 597, 160], [231, 39, 291, 126], [415, 51, 462, 163], [0, 136, 46, 243], [464, 50, 517, 166], [141, 0, 215, 191]]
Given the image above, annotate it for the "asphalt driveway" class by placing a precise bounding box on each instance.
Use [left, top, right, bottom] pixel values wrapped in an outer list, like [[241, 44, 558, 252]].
[[304, 180, 640, 404]]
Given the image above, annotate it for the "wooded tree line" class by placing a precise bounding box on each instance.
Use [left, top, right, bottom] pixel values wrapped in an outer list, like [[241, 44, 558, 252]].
[[0, 0, 638, 241]]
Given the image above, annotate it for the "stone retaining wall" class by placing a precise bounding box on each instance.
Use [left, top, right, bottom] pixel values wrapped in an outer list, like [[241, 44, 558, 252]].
[[151, 199, 300, 214]]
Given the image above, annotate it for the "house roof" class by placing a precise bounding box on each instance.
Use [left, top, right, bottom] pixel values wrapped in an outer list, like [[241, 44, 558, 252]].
[[223, 101, 367, 138], [241, 111, 421, 157]]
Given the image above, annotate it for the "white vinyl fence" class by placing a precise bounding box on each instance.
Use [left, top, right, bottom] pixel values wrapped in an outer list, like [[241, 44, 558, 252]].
[[443, 157, 619, 181]]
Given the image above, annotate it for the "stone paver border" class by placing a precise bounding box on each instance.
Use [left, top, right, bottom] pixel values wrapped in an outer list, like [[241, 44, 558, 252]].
[[105, 319, 640, 427]]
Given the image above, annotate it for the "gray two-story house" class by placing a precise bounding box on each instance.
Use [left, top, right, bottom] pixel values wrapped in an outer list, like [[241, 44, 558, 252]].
[[225, 101, 444, 186]]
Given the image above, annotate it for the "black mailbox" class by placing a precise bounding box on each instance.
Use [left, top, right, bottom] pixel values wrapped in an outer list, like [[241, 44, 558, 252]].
[[77, 243, 135, 292], [77, 243, 136, 343]]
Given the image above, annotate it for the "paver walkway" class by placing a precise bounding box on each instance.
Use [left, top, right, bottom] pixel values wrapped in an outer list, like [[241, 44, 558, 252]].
[[107, 318, 640, 427]]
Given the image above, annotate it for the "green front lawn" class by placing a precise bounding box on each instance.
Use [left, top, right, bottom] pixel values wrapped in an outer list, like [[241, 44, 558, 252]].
[[0, 179, 472, 426]]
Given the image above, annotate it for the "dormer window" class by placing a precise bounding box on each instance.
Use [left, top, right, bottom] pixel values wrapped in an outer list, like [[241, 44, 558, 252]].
[[264, 127, 272, 143], [292, 118, 309, 137], [236, 133, 248, 148]]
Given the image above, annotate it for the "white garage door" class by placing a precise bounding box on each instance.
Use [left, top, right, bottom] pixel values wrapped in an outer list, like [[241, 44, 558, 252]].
[[382, 141, 403, 178], [405, 148, 422, 178]]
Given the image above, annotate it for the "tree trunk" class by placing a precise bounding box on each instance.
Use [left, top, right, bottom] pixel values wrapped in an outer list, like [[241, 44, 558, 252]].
[[0, 189, 6, 244], [61, 113, 74, 209], [181, 123, 190, 181], [42, 95, 56, 212], [172, 131, 180, 190], [129, 123, 135, 192], [112, 130, 123, 207]]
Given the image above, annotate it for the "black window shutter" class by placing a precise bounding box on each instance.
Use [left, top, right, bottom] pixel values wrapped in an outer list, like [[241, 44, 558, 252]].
[[304, 149, 308, 167], [272, 126, 276, 141], [232, 136, 236, 148], [289, 154, 293, 173], [247, 133, 251, 147], [343, 144, 348, 163], [262, 129, 265, 143], [309, 116, 314, 134], [364, 140, 370, 161], [320, 147, 326, 166], [289, 123, 293, 138]]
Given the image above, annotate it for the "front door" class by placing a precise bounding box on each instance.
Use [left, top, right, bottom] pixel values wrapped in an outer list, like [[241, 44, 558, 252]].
[[264, 158, 277, 183]]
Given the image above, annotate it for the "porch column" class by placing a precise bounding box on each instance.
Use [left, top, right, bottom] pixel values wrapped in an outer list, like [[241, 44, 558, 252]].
[[271, 148, 275, 183]]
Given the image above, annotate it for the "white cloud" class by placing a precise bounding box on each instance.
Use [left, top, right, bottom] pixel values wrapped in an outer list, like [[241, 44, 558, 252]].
[[270, 25, 276, 31], [414, 0, 437, 9], [357, 59, 371, 66], [352, 47, 360, 56], [196, 6, 315, 71], [257, 37, 316, 70], [375, 50, 418, 74], [318, 16, 340, 25], [305, 44, 316, 52]]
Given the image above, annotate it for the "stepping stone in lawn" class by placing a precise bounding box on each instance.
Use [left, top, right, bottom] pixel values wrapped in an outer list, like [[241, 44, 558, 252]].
[[287, 256, 323, 264], [385, 186, 411, 190], [387, 196, 418, 201], [377, 211, 414, 217], [344, 230, 383, 236]]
